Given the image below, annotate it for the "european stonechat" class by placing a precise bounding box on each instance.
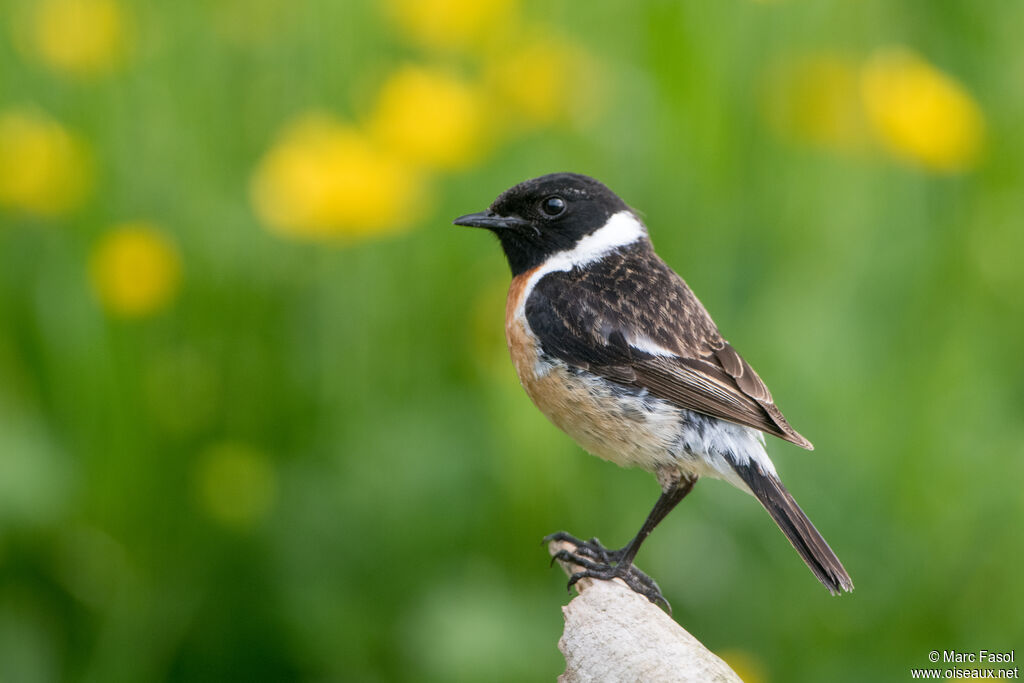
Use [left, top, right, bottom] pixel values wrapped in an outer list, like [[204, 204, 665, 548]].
[[455, 173, 853, 608]]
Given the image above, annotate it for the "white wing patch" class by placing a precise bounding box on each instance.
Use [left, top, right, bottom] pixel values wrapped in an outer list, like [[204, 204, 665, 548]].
[[626, 335, 679, 357]]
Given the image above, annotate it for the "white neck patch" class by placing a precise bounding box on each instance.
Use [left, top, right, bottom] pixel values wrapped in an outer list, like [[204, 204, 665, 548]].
[[545, 210, 646, 273], [514, 210, 647, 320]]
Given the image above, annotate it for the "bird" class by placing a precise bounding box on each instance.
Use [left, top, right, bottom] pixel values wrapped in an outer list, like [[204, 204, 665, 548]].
[[454, 172, 853, 608]]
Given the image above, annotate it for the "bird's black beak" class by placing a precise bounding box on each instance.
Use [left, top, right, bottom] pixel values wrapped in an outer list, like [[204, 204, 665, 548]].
[[453, 211, 531, 231]]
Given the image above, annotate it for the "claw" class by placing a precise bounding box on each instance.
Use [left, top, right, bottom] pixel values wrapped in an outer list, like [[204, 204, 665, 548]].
[[545, 531, 672, 613], [543, 531, 585, 545], [552, 549, 604, 572]]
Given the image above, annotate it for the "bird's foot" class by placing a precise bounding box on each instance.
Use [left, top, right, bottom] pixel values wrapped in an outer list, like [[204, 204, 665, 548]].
[[544, 531, 671, 613]]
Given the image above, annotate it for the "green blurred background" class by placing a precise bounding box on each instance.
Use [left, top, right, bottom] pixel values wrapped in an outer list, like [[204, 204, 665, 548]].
[[1, 0, 1022, 681]]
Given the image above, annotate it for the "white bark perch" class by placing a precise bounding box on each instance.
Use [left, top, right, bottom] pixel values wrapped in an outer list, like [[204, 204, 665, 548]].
[[548, 539, 743, 683]]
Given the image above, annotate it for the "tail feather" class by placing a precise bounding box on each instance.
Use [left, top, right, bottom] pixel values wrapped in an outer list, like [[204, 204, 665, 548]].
[[733, 465, 854, 595]]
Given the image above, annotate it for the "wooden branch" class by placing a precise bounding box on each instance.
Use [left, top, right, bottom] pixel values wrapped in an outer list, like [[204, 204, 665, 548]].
[[548, 539, 744, 683]]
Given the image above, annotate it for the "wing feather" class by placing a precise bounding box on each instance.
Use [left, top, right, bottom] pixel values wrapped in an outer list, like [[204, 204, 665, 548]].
[[524, 242, 813, 449]]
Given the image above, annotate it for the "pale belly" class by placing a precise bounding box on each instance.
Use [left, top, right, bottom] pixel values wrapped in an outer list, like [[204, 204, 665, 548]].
[[503, 284, 770, 490], [529, 362, 685, 471], [504, 310, 682, 469]]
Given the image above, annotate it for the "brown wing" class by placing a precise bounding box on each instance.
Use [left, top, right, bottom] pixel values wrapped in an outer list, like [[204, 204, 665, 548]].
[[629, 350, 813, 449], [524, 241, 813, 449]]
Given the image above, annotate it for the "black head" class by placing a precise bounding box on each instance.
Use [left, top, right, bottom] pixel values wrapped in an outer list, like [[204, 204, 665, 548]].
[[454, 173, 634, 275]]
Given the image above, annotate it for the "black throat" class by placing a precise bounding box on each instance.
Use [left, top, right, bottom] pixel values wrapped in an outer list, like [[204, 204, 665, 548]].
[[495, 229, 580, 276]]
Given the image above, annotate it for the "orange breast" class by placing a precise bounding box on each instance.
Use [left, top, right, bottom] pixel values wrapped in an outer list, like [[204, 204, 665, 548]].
[[505, 267, 539, 380]]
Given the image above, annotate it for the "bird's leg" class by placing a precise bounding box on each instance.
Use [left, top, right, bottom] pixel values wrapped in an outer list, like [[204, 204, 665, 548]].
[[546, 474, 697, 612], [610, 473, 697, 568]]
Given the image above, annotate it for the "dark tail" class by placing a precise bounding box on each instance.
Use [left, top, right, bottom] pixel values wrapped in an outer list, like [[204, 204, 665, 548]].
[[733, 464, 854, 595]]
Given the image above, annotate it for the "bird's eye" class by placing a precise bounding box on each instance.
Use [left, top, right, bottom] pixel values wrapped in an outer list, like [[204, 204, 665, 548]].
[[540, 196, 567, 217]]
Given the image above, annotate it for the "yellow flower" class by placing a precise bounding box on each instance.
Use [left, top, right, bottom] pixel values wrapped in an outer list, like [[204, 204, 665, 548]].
[[24, 0, 130, 77], [89, 223, 182, 318], [384, 0, 519, 53], [483, 34, 599, 129], [861, 48, 985, 172], [761, 54, 868, 153], [0, 107, 91, 216], [251, 113, 426, 241], [717, 649, 767, 683], [367, 65, 490, 170], [194, 442, 276, 529]]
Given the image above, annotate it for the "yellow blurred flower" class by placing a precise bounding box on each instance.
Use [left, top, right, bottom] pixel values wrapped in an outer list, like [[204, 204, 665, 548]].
[[24, 0, 130, 77], [861, 48, 985, 172], [89, 223, 182, 318], [0, 107, 91, 216], [761, 54, 868, 153], [251, 113, 426, 241], [194, 442, 276, 529], [367, 65, 490, 170], [384, 0, 519, 53], [718, 649, 767, 683], [483, 34, 599, 129]]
